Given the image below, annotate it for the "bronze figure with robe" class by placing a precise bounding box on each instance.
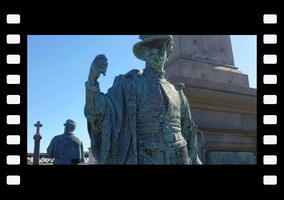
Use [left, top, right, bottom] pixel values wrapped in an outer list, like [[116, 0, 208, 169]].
[[47, 119, 84, 164], [85, 35, 202, 164]]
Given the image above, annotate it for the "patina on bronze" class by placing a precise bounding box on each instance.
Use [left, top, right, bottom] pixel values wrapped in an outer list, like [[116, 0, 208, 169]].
[[47, 119, 84, 165], [85, 35, 202, 164]]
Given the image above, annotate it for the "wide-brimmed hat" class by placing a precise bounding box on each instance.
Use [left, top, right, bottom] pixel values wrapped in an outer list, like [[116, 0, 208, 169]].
[[133, 35, 173, 61]]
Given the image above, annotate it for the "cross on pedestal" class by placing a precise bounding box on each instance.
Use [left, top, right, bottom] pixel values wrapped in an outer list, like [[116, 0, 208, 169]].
[[33, 121, 42, 165], [34, 121, 42, 134]]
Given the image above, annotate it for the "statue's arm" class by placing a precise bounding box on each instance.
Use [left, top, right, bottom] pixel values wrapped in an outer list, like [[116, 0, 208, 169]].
[[46, 138, 55, 158], [80, 142, 84, 162], [188, 122, 202, 165], [180, 91, 202, 165], [84, 81, 106, 121], [85, 55, 108, 121]]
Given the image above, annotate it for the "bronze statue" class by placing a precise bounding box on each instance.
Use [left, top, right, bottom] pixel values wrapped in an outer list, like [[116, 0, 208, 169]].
[[85, 35, 202, 164], [47, 119, 84, 164]]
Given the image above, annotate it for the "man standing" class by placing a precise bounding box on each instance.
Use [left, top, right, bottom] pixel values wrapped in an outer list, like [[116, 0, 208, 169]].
[[85, 35, 202, 164], [47, 119, 84, 165]]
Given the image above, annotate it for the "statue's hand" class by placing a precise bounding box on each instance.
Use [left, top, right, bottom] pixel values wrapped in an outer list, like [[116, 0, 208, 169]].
[[91, 69, 102, 82], [88, 55, 108, 84]]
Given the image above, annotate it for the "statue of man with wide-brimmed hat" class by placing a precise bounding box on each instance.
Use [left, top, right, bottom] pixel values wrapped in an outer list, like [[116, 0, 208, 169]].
[[85, 35, 202, 164]]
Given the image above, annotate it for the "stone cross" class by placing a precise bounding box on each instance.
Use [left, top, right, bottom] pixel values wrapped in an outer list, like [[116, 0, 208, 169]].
[[34, 121, 42, 134], [33, 121, 42, 165]]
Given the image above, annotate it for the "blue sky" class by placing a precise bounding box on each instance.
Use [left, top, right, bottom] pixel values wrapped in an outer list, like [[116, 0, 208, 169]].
[[27, 35, 256, 153]]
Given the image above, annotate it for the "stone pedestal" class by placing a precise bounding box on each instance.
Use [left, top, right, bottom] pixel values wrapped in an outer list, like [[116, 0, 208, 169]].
[[33, 133, 42, 165], [206, 151, 256, 164], [165, 35, 257, 164]]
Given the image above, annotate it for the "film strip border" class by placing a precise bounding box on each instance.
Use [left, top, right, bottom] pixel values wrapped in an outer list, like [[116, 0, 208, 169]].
[[3, 14, 23, 186], [262, 14, 278, 186], [1, 12, 279, 188]]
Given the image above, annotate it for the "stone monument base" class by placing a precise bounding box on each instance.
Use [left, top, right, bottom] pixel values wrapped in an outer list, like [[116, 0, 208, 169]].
[[206, 151, 256, 164], [167, 74, 256, 164], [166, 58, 249, 87]]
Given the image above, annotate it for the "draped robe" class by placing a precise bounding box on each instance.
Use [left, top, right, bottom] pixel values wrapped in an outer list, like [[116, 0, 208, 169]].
[[47, 133, 84, 164], [85, 69, 202, 164]]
